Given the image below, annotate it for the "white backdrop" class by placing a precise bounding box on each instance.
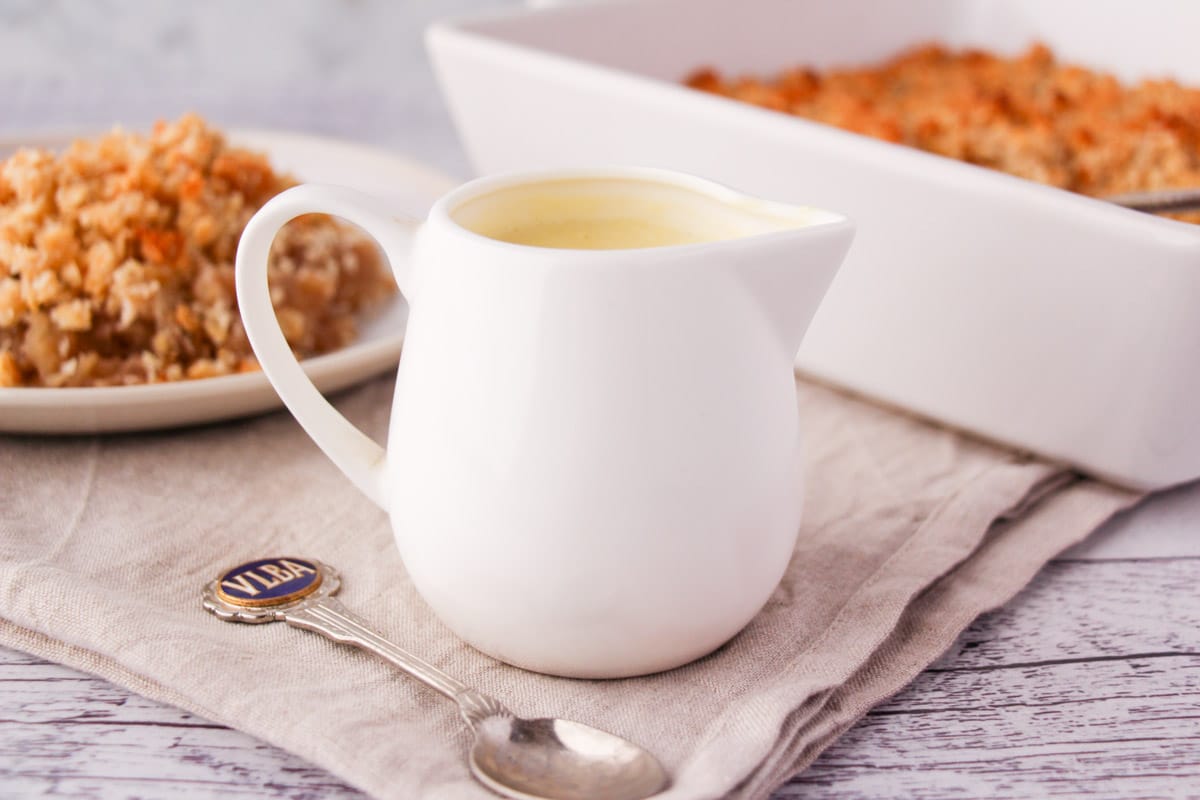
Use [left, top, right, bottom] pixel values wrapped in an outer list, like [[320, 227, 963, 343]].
[[0, 0, 515, 177]]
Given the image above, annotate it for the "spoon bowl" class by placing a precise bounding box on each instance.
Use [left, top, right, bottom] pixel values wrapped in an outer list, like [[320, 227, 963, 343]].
[[470, 715, 669, 800]]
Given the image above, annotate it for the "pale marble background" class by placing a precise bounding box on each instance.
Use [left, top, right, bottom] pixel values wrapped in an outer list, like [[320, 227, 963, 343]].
[[0, 0, 514, 177]]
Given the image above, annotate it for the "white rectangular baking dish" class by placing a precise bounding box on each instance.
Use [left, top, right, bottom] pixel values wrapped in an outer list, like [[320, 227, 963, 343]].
[[428, 0, 1200, 490]]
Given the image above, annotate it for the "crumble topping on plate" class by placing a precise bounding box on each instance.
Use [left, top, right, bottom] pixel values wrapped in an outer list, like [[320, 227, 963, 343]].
[[0, 114, 396, 387]]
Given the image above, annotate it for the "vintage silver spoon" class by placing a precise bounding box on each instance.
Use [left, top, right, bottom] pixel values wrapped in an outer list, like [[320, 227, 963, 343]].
[[202, 557, 669, 800]]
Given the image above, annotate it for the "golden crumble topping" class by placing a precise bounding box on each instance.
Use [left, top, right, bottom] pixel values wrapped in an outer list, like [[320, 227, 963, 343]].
[[686, 44, 1200, 222], [0, 114, 396, 387]]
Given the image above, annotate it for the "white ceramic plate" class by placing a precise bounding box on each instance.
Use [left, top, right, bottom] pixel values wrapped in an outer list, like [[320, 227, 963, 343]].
[[0, 129, 457, 434]]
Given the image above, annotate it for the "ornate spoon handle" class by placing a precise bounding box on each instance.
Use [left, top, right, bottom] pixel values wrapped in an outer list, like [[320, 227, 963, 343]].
[[202, 558, 509, 727], [286, 598, 509, 725]]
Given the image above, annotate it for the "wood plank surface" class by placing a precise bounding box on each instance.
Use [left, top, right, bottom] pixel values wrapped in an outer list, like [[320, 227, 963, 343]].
[[3, 554, 1197, 799], [0, 647, 361, 799], [788, 557, 1200, 799]]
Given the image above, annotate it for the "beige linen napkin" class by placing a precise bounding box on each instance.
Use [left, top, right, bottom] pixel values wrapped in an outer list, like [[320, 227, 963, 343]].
[[0, 375, 1138, 799]]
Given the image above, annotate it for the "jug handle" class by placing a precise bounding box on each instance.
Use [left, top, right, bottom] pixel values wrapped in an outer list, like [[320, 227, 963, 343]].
[[235, 184, 417, 511]]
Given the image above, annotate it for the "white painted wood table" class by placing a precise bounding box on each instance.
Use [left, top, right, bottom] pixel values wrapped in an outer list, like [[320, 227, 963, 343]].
[[3, 481, 1198, 799]]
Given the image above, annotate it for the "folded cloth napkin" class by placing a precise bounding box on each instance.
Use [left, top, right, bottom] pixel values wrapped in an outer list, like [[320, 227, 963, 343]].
[[0, 375, 1139, 799]]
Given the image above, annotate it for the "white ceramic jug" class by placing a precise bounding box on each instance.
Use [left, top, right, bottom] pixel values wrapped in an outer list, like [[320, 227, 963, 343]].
[[235, 168, 854, 678]]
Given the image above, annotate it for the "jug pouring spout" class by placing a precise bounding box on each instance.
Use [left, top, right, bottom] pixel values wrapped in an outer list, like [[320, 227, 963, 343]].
[[731, 203, 855, 356]]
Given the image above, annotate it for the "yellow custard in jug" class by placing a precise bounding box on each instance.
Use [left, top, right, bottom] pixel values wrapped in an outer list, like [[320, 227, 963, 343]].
[[450, 177, 811, 250], [485, 217, 716, 249]]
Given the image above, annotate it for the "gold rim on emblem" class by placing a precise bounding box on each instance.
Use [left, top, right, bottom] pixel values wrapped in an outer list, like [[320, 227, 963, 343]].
[[214, 560, 324, 608]]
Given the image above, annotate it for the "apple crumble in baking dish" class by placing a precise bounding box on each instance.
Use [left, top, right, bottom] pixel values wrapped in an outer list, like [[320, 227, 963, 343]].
[[687, 44, 1200, 222]]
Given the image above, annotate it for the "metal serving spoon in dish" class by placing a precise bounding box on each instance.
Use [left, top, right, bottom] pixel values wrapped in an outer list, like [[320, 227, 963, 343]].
[[1104, 187, 1200, 214], [203, 557, 669, 800]]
